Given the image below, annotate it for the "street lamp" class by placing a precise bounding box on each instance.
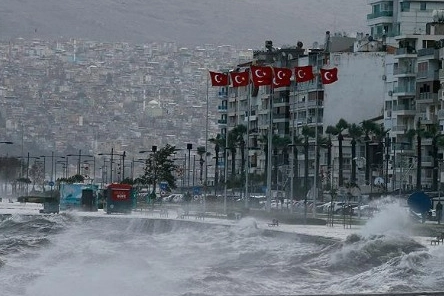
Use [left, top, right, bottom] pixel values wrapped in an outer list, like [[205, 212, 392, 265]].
[[67, 150, 93, 175], [186, 143, 192, 193], [98, 148, 125, 183]]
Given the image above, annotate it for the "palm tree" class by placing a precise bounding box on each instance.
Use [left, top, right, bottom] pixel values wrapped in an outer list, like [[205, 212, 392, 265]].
[[209, 134, 225, 190], [272, 136, 291, 190], [361, 120, 379, 185], [347, 123, 363, 185], [326, 118, 348, 187], [291, 134, 304, 196], [406, 118, 425, 190], [301, 125, 315, 194], [373, 124, 391, 190], [227, 129, 238, 182], [235, 125, 247, 174], [423, 124, 444, 191], [196, 146, 206, 184]]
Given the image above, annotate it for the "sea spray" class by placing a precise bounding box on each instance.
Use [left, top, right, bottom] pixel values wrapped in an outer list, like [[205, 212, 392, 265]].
[[360, 196, 415, 237]]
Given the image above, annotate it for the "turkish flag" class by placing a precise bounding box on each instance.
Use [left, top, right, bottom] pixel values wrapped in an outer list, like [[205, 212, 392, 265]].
[[320, 67, 338, 84], [209, 71, 229, 86], [250, 65, 273, 86], [272, 67, 292, 88], [295, 66, 314, 83], [230, 71, 249, 87]]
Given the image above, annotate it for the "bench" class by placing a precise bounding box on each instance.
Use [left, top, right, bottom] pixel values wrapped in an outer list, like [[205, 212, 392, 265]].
[[268, 219, 279, 227], [430, 233, 444, 245], [195, 212, 205, 220]]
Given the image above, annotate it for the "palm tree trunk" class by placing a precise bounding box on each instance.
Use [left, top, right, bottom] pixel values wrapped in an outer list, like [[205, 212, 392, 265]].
[[351, 140, 356, 184], [432, 137, 438, 191], [338, 135, 344, 186], [304, 141, 309, 194], [417, 133, 422, 190]]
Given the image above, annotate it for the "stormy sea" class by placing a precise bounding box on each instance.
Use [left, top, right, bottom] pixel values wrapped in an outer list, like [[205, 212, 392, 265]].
[[0, 200, 443, 296]]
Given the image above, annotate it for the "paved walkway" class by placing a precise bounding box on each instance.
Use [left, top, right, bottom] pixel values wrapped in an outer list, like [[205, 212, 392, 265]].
[[0, 200, 440, 246]]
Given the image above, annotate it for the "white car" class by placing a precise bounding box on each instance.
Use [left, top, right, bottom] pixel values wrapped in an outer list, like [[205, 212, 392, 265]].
[[322, 201, 346, 214]]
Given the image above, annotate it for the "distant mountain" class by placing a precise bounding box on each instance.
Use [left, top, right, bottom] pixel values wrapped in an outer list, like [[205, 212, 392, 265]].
[[1, 0, 369, 48]]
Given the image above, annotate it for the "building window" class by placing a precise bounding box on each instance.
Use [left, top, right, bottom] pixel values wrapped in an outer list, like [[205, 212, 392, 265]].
[[420, 2, 426, 11], [400, 2, 410, 12]]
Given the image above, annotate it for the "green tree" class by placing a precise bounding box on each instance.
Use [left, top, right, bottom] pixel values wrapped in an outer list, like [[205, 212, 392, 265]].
[[291, 134, 304, 195], [423, 123, 444, 191], [361, 120, 379, 185], [347, 123, 363, 185], [196, 146, 206, 184], [142, 144, 178, 197], [326, 118, 348, 187], [301, 125, 315, 193], [209, 134, 225, 191], [0, 157, 21, 195], [406, 119, 425, 190]]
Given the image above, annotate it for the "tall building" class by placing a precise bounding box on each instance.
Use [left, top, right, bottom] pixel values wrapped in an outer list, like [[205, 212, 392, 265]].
[[369, 0, 444, 191], [216, 37, 387, 201]]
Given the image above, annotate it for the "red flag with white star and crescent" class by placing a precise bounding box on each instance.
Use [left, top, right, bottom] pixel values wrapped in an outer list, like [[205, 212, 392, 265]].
[[230, 71, 249, 87], [209, 71, 229, 86], [272, 67, 292, 88], [250, 65, 273, 87], [320, 67, 338, 85], [294, 66, 314, 83]]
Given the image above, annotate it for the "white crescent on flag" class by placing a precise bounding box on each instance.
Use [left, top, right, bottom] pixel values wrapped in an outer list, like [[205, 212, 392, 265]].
[[255, 69, 265, 78], [214, 74, 221, 83], [324, 71, 333, 82], [235, 75, 243, 84], [297, 70, 305, 79], [277, 71, 284, 80]]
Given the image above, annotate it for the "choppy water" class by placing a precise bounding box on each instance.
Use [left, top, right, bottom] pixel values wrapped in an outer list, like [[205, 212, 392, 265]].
[[0, 202, 443, 296]]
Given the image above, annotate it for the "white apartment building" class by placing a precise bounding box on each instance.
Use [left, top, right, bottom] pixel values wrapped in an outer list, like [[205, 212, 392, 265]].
[[369, 0, 444, 191]]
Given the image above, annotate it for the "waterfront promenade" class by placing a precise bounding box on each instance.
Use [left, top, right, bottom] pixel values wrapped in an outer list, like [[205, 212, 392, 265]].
[[1, 198, 442, 247]]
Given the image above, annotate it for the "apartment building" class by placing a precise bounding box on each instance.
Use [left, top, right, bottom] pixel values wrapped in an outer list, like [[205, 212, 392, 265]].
[[217, 37, 387, 199], [369, 0, 444, 191]]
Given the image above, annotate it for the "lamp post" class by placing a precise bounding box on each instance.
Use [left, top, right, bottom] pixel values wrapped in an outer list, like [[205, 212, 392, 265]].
[[67, 150, 93, 176], [140, 145, 158, 198], [98, 148, 127, 184], [24, 153, 40, 195], [186, 143, 192, 193]]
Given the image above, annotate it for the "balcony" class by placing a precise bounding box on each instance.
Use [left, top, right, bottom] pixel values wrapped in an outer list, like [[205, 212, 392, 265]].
[[218, 91, 228, 99], [217, 119, 227, 126], [417, 93, 438, 104], [417, 48, 438, 58], [393, 86, 415, 96], [393, 67, 415, 77], [394, 48, 416, 58], [217, 105, 227, 112], [438, 69, 444, 81], [392, 125, 407, 133], [416, 70, 439, 81], [367, 10, 393, 19]]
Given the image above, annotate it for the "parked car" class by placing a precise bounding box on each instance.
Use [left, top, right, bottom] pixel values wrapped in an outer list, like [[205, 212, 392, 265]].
[[352, 204, 379, 217]]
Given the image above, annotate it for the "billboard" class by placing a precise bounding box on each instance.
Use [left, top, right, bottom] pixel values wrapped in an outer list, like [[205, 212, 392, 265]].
[[60, 183, 98, 210]]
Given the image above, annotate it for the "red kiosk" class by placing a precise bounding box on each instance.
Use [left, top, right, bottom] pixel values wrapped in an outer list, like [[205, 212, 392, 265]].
[[106, 183, 133, 214]]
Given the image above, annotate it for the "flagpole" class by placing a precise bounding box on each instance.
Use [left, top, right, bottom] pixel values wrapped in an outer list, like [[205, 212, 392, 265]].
[[313, 55, 319, 218], [266, 68, 274, 213], [245, 73, 251, 209], [290, 76, 296, 214], [204, 70, 209, 215], [223, 71, 230, 216]]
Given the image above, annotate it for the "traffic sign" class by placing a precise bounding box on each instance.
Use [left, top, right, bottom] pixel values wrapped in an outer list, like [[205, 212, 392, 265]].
[[48, 181, 55, 187]]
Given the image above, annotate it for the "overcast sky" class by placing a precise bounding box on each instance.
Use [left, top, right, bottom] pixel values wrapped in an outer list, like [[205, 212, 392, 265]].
[[1, 0, 368, 48]]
